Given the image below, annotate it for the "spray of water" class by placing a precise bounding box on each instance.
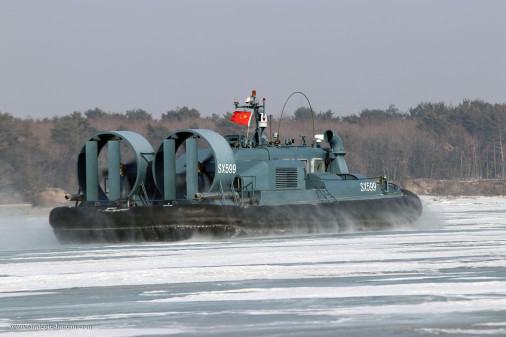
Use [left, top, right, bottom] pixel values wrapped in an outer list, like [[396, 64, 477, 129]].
[[0, 206, 59, 251], [183, 198, 438, 243], [9, 194, 442, 246]]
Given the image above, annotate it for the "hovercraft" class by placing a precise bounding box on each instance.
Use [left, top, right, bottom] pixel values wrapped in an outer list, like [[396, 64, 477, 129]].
[[49, 91, 422, 243]]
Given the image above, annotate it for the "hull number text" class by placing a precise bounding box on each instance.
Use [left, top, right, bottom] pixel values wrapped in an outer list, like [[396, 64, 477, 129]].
[[360, 182, 377, 192], [218, 163, 236, 174]]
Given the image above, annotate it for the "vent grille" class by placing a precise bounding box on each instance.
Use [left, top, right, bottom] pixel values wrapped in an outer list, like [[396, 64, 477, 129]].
[[275, 168, 298, 189]]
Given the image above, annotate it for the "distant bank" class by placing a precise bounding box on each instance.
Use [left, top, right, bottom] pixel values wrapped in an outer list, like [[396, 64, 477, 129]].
[[0, 179, 504, 211], [0, 204, 52, 217], [404, 178, 505, 197]]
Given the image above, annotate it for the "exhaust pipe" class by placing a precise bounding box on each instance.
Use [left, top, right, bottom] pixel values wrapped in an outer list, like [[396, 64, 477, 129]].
[[195, 192, 239, 200], [324, 130, 349, 174], [65, 194, 85, 202]]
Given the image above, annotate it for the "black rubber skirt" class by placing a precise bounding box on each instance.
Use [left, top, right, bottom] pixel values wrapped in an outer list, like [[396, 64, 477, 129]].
[[49, 189, 423, 243]]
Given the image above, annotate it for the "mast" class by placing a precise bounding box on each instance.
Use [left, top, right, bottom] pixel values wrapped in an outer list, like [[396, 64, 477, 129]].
[[234, 90, 268, 147]]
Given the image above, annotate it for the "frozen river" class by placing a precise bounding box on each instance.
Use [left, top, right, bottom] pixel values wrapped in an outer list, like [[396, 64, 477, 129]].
[[1, 196, 505, 336]]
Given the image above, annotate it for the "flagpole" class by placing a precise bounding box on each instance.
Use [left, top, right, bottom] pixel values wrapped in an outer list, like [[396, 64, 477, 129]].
[[246, 114, 251, 145]]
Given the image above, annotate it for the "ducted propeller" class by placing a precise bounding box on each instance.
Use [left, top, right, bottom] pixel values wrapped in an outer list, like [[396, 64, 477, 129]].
[[153, 129, 236, 202], [76, 131, 154, 203]]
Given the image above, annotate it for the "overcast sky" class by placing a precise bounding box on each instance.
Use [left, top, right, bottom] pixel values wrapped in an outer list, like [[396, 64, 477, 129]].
[[1, 0, 505, 119]]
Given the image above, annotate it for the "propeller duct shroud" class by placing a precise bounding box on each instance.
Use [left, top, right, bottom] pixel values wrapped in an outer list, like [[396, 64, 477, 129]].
[[153, 129, 236, 201], [76, 131, 154, 202]]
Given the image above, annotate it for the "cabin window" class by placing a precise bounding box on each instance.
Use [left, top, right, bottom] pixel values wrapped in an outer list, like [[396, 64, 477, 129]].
[[311, 158, 325, 173], [299, 159, 308, 174]]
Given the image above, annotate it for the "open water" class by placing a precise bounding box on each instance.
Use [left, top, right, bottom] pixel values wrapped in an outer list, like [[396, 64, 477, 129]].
[[0, 196, 505, 336]]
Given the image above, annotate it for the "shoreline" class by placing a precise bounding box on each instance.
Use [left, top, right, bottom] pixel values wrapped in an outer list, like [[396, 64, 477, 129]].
[[0, 194, 505, 217], [0, 204, 53, 217], [402, 178, 505, 197], [0, 178, 504, 215]]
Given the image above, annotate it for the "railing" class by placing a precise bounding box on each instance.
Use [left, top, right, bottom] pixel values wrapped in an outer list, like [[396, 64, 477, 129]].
[[233, 176, 256, 206], [315, 186, 337, 203]]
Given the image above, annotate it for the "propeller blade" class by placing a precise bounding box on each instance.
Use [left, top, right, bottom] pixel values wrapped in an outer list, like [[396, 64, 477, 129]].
[[201, 151, 214, 164], [198, 171, 213, 191]]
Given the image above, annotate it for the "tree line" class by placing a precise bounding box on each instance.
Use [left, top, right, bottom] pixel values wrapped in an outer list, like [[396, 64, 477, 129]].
[[0, 99, 504, 204]]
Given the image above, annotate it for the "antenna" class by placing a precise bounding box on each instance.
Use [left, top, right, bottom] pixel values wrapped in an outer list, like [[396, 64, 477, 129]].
[[278, 92, 316, 145]]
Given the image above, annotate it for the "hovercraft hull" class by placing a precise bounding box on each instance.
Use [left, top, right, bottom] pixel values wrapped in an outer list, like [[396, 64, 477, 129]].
[[49, 189, 422, 243]]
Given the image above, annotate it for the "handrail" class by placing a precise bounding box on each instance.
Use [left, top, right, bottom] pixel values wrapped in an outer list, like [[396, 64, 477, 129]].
[[232, 175, 257, 207], [315, 186, 337, 203]]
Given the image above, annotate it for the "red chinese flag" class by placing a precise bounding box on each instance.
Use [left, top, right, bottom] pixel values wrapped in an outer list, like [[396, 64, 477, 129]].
[[231, 111, 252, 126]]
